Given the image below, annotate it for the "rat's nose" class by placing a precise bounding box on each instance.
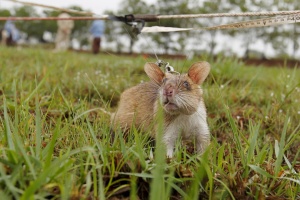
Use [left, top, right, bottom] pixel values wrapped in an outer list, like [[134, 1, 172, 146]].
[[163, 85, 174, 97]]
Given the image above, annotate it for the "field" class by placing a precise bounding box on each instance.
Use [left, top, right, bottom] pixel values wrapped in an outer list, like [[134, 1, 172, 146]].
[[0, 46, 300, 199]]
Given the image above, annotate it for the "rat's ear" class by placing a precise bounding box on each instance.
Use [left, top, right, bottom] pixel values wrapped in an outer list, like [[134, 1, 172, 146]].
[[188, 61, 210, 85], [144, 63, 165, 83]]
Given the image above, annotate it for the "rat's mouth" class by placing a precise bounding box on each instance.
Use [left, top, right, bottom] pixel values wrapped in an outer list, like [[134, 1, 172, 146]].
[[163, 98, 172, 105], [163, 99, 178, 110]]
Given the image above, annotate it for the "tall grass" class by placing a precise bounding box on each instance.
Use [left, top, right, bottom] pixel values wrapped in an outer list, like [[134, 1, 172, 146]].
[[0, 46, 299, 199]]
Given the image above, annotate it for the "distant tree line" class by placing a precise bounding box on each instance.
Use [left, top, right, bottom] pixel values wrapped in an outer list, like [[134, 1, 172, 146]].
[[0, 0, 299, 58], [106, 0, 299, 59], [0, 5, 90, 46]]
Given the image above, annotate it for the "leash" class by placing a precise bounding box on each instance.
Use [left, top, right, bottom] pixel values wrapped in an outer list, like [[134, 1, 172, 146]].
[[142, 12, 300, 33]]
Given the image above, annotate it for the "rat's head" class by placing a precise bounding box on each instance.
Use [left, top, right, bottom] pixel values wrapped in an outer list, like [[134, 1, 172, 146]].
[[144, 62, 210, 115]]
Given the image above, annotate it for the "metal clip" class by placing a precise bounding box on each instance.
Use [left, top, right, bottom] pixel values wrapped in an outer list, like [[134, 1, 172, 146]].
[[155, 59, 164, 67], [165, 62, 174, 72], [124, 14, 145, 36], [155, 60, 180, 74], [110, 14, 145, 36]]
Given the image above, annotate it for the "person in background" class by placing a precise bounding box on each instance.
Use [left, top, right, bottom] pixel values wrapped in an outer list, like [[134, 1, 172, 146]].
[[0, 29, 7, 45], [89, 20, 105, 54], [4, 20, 20, 46], [55, 13, 74, 51]]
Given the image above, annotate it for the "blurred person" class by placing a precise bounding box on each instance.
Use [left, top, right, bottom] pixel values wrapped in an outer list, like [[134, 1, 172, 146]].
[[4, 20, 20, 46], [89, 20, 105, 54], [55, 13, 74, 51], [1, 29, 8, 45]]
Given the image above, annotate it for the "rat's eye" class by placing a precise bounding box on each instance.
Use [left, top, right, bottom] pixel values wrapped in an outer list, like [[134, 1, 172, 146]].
[[183, 81, 190, 89]]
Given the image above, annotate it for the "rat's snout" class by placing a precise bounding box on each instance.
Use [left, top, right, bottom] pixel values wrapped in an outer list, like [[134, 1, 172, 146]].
[[160, 83, 179, 114], [163, 85, 174, 97]]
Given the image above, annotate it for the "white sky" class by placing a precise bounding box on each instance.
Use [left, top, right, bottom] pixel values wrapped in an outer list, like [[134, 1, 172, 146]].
[[0, 0, 136, 14]]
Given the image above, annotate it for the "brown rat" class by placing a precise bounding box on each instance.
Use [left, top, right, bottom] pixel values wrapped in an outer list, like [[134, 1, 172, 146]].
[[111, 61, 211, 157]]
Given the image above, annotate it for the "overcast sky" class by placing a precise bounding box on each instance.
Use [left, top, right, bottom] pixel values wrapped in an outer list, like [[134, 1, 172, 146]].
[[0, 0, 141, 14]]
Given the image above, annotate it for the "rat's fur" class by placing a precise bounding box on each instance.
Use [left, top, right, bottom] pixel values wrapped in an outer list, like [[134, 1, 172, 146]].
[[111, 61, 211, 157]]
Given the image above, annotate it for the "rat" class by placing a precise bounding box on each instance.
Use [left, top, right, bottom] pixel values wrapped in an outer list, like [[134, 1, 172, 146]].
[[111, 61, 211, 158]]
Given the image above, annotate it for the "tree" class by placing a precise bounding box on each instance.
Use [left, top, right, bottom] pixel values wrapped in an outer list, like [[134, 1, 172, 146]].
[[42, 9, 61, 37], [108, 0, 152, 54], [0, 9, 11, 27], [196, 0, 236, 58], [224, 0, 299, 59], [105, 0, 198, 54], [67, 6, 90, 42], [103, 10, 126, 53], [93, 0, 300, 58], [13, 6, 42, 39], [151, 0, 197, 54], [42, 6, 90, 44], [11, 5, 89, 44], [267, 0, 300, 58]]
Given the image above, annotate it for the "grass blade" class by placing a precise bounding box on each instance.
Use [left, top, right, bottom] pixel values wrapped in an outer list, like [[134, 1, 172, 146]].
[[249, 165, 273, 178], [150, 106, 168, 200], [21, 153, 73, 199], [274, 115, 289, 175], [35, 94, 42, 159], [3, 97, 15, 150]]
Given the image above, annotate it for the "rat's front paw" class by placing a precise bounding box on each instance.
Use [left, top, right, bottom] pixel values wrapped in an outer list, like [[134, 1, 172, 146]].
[[166, 148, 174, 158]]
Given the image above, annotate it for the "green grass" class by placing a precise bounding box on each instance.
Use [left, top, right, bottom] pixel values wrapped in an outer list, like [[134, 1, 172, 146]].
[[0, 46, 299, 199]]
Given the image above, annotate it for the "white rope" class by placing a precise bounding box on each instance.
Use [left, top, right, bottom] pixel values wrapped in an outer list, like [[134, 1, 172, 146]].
[[157, 10, 300, 19], [0, 16, 110, 21], [2, 0, 95, 16], [4, 0, 300, 19], [142, 12, 300, 33]]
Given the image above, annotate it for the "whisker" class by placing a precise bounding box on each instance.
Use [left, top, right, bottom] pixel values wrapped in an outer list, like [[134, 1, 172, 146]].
[[176, 95, 198, 114], [175, 95, 189, 111]]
